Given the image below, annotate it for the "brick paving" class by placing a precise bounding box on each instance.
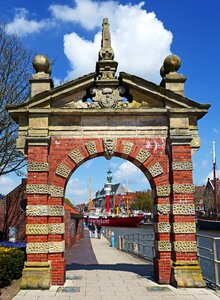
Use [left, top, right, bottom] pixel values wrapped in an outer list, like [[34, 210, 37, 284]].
[[12, 229, 220, 300]]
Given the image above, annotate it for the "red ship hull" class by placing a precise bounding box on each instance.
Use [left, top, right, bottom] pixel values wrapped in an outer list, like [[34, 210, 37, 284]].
[[87, 215, 144, 227]]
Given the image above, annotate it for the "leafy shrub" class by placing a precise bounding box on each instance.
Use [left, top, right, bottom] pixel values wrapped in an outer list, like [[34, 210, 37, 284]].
[[0, 246, 24, 288]]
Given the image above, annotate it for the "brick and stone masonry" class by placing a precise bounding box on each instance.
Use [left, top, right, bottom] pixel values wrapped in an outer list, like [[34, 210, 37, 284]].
[[7, 19, 210, 288]]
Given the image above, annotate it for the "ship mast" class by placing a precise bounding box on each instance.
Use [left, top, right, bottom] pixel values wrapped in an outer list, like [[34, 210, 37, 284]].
[[213, 141, 218, 216], [89, 177, 93, 212]]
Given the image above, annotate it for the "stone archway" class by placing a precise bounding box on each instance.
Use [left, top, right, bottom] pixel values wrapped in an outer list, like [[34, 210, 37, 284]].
[[8, 18, 210, 288]]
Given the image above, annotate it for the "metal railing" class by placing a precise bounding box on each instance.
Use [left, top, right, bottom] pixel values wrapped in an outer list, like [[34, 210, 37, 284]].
[[196, 234, 220, 289], [102, 230, 220, 289], [118, 233, 154, 261]]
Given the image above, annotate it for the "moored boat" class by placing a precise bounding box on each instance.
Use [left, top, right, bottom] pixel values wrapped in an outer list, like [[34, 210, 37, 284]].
[[197, 216, 220, 230], [87, 214, 144, 227]]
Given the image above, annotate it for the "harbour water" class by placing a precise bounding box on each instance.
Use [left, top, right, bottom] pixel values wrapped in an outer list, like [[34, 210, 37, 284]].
[[104, 225, 220, 287]]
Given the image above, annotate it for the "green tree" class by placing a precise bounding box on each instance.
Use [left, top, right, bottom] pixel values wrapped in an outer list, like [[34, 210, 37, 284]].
[[131, 191, 153, 211], [0, 22, 33, 176]]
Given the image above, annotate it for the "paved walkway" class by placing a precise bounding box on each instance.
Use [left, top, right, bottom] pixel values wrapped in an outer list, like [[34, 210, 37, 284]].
[[13, 229, 220, 300]]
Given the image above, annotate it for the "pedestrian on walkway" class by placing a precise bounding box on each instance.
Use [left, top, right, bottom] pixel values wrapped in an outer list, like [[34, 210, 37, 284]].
[[96, 223, 102, 239], [90, 222, 95, 238]]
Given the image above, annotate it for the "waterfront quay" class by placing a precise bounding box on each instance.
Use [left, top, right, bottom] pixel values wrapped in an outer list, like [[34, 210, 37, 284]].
[[13, 229, 220, 300]]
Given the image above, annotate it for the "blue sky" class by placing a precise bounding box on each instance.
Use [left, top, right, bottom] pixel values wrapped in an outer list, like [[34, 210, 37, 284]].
[[0, 0, 220, 205]]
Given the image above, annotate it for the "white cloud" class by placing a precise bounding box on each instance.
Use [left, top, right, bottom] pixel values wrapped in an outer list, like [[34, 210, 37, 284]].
[[65, 177, 90, 204], [49, 0, 119, 30], [201, 160, 209, 168], [51, 0, 173, 82], [6, 1, 173, 83], [0, 175, 21, 195], [114, 161, 147, 190], [203, 169, 220, 184], [6, 8, 54, 37], [213, 128, 219, 134]]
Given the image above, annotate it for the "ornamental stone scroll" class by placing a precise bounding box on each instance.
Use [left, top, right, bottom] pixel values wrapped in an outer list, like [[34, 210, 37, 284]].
[[26, 205, 65, 216], [26, 184, 64, 197], [173, 222, 196, 234], [172, 161, 193, 171], [173, 184, 195, 194], [172, 204, 195, 215], [154, 222, 171, 233], [26, 223, 65, 235], [68, 148, 84, 164], [156, 185, 171, 197], [174, 241, 197, 252], [122, 141, 134, 156], [154, 204, 171, 215], [85, 141, 98, 156], [55, 163, 71, 178], [26, 241, 65, 254], [135, 148, 151, 164], [27, 162, 49, 172], [155, 241, 172, 252], [148, 162, 164, 178]]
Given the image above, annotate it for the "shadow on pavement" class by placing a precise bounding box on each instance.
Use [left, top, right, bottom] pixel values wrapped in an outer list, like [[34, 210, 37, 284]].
[[66, 262, 154, 277]]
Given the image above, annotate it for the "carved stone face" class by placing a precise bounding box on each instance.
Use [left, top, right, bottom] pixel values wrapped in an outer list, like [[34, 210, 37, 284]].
[[103, 138, 116, 159], [100, 88, 115, 108]]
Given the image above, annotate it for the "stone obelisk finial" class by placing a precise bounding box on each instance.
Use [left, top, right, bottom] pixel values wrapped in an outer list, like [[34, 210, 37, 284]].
[[96, 18, 118, 81], [91, 19, 126, 109], [98, 18, 114, 61]]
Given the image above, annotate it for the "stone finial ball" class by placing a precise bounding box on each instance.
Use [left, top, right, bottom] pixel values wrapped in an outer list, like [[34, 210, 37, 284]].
[[163, 54, 181, 73], [33, 54, 50, 73], [160, 66, 167, 78]]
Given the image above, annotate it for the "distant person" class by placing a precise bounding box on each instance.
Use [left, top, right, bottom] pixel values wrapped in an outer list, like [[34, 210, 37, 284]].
[[96, 223, 102, 239], [90, 222, 95, 238]]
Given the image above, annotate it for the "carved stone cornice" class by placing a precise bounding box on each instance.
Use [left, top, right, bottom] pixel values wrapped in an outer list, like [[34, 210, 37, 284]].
[[26, 136, 50, 147], [168, 136, 192, 146]]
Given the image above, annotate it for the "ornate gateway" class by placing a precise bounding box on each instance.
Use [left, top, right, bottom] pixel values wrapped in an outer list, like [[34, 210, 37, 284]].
[[8, 18, 210, 289]]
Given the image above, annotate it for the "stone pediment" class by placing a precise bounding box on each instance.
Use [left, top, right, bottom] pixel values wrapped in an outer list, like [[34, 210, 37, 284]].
[[9, 70, 209, 113], [119, 72, 209, 110]]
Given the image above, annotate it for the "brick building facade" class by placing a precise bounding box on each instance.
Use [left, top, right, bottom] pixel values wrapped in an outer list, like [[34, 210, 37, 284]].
[[0, 179, 84, 250]]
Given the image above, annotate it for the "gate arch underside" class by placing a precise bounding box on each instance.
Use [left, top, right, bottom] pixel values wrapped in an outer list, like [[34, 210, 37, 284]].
[[8, 18, 210, 289]]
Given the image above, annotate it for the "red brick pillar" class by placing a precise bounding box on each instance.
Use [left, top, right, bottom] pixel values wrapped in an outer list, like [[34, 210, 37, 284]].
[[169, 137, 205, 287], [153, 181, 172, 284], [22, 137, 66, 288]]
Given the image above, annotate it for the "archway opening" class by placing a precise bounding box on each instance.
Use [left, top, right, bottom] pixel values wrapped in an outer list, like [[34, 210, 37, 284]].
[[63, 155, 155, 279]]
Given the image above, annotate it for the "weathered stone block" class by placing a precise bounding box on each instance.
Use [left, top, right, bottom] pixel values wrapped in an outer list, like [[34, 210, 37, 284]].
[[27, 162, 49, 172], [148, 162, 163, 177], [55, 163, 71, 178], [172, 204, 195, 215], [172, 161, 193, 171], [173, 184, 195, 194], [156, 185, 170, 197], [85, 141, 97, 155], [155, 241, 172, 251], [171, 261, 206, 288], [20, 261, 51, 289], [68, 148, 84, 164], [136, 148, 151, 163]]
